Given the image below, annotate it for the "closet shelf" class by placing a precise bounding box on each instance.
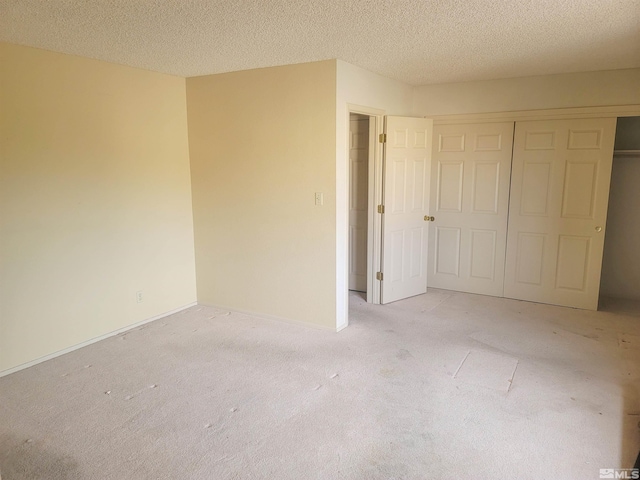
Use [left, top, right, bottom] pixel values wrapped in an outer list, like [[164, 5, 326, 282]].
[[614, 150, 640, 157]]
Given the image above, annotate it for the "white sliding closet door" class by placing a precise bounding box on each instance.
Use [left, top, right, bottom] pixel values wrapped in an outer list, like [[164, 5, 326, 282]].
[[504, 118, 616, 310], [429, 122, 514, 296]]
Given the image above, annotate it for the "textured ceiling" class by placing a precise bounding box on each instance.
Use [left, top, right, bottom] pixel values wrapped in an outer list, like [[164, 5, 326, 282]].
[[1, 0, 639, 85]]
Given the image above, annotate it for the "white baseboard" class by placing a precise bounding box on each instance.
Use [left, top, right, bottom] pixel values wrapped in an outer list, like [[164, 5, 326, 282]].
[[197, 302, 342, 332], [0, 302, 197, 378]]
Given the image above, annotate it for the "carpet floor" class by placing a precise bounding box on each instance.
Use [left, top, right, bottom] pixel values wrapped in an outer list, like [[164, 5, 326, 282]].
[[1, 289, 639, 479]]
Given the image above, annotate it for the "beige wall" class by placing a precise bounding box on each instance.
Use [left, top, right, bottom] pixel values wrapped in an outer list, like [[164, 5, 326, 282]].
[[413, 68, 640, 116], [187, 61, 337, 329], [0, 43, 197, 372]]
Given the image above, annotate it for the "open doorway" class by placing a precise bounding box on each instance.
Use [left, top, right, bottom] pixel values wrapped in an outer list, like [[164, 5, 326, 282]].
[[346, 107, 383, 306], [348, 113, 370, 297], [346, 111, 433, 308]]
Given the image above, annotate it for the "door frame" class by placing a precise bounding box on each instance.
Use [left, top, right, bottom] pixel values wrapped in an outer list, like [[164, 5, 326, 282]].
[[347, 104, 385, 305]]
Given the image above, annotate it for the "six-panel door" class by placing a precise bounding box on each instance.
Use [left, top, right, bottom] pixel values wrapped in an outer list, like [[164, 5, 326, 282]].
[[503, 118, 617, 310], [429, 122, 515, 297], [379, 116, 615, 310], [381, 116, 433, 304]]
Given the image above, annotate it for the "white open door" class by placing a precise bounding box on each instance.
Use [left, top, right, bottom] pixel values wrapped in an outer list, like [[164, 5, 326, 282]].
[[380, 116, 433, 304], [504, 118, 616, 310]]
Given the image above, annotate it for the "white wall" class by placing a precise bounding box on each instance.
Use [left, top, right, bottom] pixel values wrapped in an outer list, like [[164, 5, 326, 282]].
[[413, 68, 640, 116], [0, 43, 197, 373], [336, 60, 414, 328], [600, 154, 640, 300]]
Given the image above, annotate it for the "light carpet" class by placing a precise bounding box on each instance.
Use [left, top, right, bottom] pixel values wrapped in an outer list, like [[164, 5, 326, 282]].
[[1, 289, 639, 479]]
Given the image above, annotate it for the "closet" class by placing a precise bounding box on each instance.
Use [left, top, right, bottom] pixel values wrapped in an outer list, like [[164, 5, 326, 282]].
[[599, 117, 640, 304], [429, 117, 618, 310]]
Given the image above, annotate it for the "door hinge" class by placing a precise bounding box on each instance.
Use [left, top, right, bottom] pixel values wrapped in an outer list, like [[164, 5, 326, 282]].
[[377, 204, 385, 214], [376, 272, 383, 281], [379, 133, 387, 143]]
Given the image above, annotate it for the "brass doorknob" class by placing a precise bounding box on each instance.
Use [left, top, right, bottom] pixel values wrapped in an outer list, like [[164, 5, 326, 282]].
[[595, 226, 602, 232], [424, 215, 435, 222]]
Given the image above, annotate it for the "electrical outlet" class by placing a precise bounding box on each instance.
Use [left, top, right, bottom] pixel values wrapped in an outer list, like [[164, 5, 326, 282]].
[[315, 192, 323, 206], [136, 291, 143, 303]]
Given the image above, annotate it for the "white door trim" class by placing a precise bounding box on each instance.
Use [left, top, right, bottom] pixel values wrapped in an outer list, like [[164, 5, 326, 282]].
[[347, 104, 384, 304], [429, 104, 640, 125]]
